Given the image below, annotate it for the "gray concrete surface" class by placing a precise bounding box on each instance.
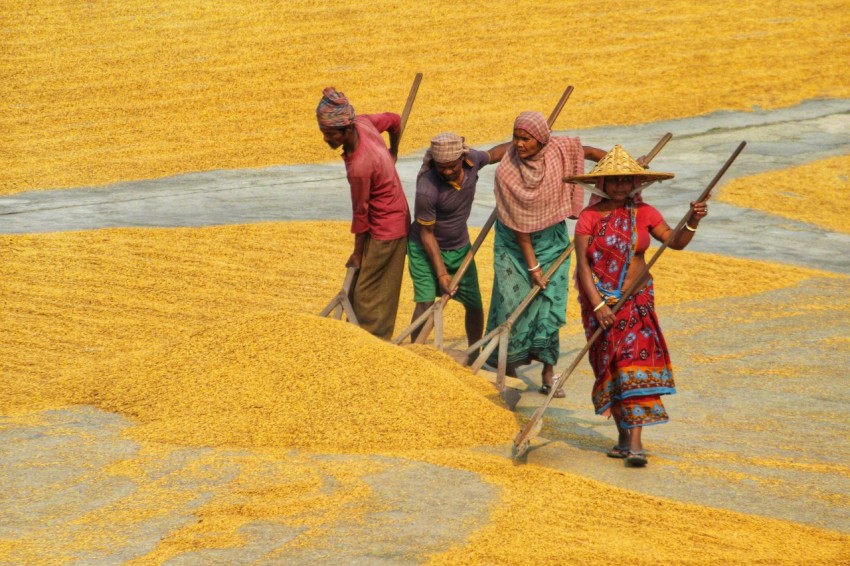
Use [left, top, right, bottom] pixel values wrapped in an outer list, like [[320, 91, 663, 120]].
[[2, 99, 849, 272]]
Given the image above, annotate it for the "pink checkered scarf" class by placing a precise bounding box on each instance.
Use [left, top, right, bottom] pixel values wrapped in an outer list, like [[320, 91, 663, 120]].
[[494, 135, 585, 232]]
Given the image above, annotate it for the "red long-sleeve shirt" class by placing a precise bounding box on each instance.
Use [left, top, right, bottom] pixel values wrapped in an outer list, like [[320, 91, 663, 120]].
[[343, 113, 410, 240]]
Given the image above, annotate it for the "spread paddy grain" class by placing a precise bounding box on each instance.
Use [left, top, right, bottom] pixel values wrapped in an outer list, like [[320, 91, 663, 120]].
[[3, 1, 849, 562], [718, 154, 850, 234]]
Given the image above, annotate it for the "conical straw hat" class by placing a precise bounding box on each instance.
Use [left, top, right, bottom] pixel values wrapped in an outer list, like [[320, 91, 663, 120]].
[[564, 145, 674, 189]]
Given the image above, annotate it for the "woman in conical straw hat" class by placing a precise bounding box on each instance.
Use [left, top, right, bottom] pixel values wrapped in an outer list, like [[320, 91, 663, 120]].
[[567, 145, 708, 467], [487, 111, 605, 397]]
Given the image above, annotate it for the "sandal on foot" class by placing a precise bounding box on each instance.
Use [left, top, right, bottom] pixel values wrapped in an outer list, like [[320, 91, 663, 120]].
[[539, 383, 565, 398], [606, 446, 629, 459], [625, 450, 648, 467]]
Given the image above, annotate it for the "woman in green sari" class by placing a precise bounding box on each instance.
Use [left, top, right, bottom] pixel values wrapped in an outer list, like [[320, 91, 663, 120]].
[[486, 111, 604, 396]]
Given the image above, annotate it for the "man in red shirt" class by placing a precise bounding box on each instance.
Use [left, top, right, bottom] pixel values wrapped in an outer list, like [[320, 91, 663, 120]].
[[317, 87, 410, 340]]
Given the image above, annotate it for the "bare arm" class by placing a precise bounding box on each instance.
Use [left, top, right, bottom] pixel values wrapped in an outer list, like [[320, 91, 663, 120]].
[[347, 174, 372, 268], [574, 234, 600, 305], [485, 142, 511, 164], [650, 199, 709, 250], [582, 145, 606, 162], [575, 233, 616, 329], [348, 232, 368, 268], [514, 230, 547, 289], [420, 224, 453, 295]]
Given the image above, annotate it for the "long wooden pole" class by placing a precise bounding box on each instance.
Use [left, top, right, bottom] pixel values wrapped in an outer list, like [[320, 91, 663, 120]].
[[399, 72, 423, 141], [513, 140, 747, 459]]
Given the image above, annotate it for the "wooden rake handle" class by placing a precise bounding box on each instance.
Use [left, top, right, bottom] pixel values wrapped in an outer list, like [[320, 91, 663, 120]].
[[547, 86, 574, 129], [399, 72, 423, 142], [514, 133, 709, 455]]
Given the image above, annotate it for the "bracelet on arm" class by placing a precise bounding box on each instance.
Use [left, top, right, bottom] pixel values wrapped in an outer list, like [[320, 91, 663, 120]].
[[685, 223, 698, 232], [528, 263, 541, 272], [593, 300, 606, 312]]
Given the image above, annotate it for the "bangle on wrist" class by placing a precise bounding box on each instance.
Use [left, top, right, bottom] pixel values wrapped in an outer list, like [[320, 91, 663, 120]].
[[685, 223, 698, 232], [528, 263, 541, 272], [593, 300, 606, 312]]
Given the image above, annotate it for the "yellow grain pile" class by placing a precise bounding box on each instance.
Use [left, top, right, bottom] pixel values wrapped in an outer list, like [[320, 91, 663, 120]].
[[71, 312, 519, 451], [1, 222, 835, 400], [2, 221, 836, 450], [718, 154, 850, 234], [3, 1, 848, 195]]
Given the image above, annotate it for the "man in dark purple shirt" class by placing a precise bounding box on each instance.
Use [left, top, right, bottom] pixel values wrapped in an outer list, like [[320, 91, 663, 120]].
[[407, 133, 508, 347]]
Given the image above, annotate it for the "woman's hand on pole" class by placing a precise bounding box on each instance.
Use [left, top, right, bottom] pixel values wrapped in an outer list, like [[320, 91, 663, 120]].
[[530, 267, 547, 290], [595, 304, 614, 329], [689, 198, 709, 227]]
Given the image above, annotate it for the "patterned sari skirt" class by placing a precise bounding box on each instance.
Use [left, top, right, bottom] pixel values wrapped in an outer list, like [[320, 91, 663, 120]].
[[579, 281, 675, 428], [486, 220, 570, 367]]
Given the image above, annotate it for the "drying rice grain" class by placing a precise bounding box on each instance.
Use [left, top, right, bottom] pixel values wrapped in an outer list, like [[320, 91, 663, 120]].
[[2, 1, 848, 194], [718, 154, 850, 234]]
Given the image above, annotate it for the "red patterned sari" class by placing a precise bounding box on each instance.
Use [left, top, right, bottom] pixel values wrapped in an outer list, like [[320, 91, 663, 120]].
[[577, 202, 675, 428]]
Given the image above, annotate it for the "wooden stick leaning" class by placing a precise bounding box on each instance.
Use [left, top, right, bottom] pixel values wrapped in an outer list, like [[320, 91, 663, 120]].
[[399, 72, 423, 142], [513, 140, 747, 459], [393, 85, 575, 348], [319, 72, 423, 323], [467, 130, 674, 394]]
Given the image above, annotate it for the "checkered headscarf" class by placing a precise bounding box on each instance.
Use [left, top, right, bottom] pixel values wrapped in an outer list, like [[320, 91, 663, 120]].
[[418, 132, 470, 178]]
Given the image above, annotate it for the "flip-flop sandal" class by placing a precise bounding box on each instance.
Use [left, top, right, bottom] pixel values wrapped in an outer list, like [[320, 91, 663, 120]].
[[539, 384, 566, 398], [625, 450, 648, 467], [607, 446, 629, 459]]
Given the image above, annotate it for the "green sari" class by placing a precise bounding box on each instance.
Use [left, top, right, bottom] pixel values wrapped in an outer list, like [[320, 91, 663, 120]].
[[485, 219, 570, 367]]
